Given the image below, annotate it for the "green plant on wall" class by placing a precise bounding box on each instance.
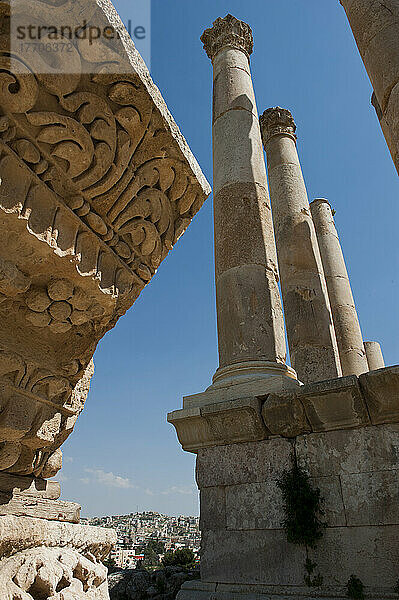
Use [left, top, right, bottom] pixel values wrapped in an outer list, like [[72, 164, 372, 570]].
[[277, 461, 326, 587], [277, 462, 325, 547], [346, 575, 365, 599]]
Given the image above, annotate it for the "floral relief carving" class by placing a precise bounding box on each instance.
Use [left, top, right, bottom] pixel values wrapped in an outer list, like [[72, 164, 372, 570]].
[[0, 0, 210, 481]]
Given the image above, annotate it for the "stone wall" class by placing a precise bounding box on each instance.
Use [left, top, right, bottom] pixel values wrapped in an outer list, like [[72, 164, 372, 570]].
[[173, 366, 399, 599]]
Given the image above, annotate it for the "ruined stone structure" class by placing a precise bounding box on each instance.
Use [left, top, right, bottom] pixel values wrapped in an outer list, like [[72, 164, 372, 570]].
[[170, 14, 399, 600], [0, 1, 397, 598], [340, 0, 399, 175], [0, 1, 210, 597]]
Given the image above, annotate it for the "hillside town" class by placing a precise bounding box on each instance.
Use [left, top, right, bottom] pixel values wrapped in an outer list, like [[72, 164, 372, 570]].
[[81, 512, 201, 569]]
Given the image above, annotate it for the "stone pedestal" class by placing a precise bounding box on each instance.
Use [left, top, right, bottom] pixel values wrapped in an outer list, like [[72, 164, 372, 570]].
[[175, 366, 399, 600], [260, 108, 341, 384], [364, 341, 385, 371], [310, 199, 369, 377], [340, 0, 399, 175]]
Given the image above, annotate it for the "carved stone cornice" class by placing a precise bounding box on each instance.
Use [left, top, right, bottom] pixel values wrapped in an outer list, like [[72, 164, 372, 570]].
[[201, 14, 253, 61], [260, 107, 297, 145], [0, 0, 211, 480]]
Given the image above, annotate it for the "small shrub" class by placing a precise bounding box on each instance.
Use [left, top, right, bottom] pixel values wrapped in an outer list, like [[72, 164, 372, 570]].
[[277, 463, 325, 549], [346, 575, 365, 599]]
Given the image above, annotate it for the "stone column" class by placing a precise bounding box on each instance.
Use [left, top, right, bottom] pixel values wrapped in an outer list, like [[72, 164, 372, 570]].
[[340, 0, 399, 175], [260, 107, 341, 384], [364, 341, 385, 371], [200, 15, 296, 391], [310, 199, 369, 376]]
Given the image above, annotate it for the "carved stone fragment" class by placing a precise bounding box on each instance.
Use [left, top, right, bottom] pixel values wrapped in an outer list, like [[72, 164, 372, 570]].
[[0, 0, 210, 478]]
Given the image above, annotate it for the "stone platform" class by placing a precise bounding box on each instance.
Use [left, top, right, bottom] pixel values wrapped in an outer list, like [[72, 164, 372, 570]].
[[171, 366, 399, 600]]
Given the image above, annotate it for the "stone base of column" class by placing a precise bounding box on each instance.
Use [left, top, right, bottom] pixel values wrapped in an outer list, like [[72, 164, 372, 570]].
[[178, 579, 398, 600], [0, 507, 116, 599], [170, 367, 399, 597], [168, 363, 300, 453], [184, 362, 299, 410]]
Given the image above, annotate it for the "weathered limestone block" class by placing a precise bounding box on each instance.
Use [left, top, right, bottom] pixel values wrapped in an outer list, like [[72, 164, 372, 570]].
[[340, 0, 399, 174], [169, 396, 270, 452], [0, 515, 116, 599], [0, 0, 210, 479], [200, 529, 306, 586], [359, 365, 399, 424], [201, 397, 269, 444], [261, 392, 310, 438], [0, 496, 80, 523], [340, 470, 399, 525], [199, 487, 226, 532], [224, 476, 345, 532], [196, 438, 293, 488], [167, 407, 218, 454], [298, 375, 370, 432], [0, 515, 115, 559], [225, 481, 284, 530], [296, 425, 399, 477], [311, 525, 399, 590]]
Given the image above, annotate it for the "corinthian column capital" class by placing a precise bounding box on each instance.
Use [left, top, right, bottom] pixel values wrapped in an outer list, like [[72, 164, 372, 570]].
[[201, 14, 253, 61], [260, 106, 297, 145]]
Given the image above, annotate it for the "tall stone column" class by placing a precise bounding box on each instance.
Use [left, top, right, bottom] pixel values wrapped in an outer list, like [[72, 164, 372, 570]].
[[340, 0, 399, 175], [199, 15, 296, 392], [310, 199, 369, 376], [260, 107, 341, 384], [364, 341, 385, 371]]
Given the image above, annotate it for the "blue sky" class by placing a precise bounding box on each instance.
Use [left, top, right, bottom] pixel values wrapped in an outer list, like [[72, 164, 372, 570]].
[[58, 0, 398, 517]]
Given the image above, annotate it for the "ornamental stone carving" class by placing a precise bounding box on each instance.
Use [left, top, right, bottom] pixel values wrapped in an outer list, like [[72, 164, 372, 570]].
[[201, 14, 254, 60], [259, 106, 297, 144], [0, 0, 210, 478], [0, 547, 109, 599]]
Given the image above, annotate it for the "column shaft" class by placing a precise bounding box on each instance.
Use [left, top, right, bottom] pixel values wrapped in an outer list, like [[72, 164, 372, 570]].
[[340, 0, 399, 175], [260, 108, 341, 383], [364, 341, 385, 371], [201, 16, 292, 384], [310, 199, 369, 376]]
